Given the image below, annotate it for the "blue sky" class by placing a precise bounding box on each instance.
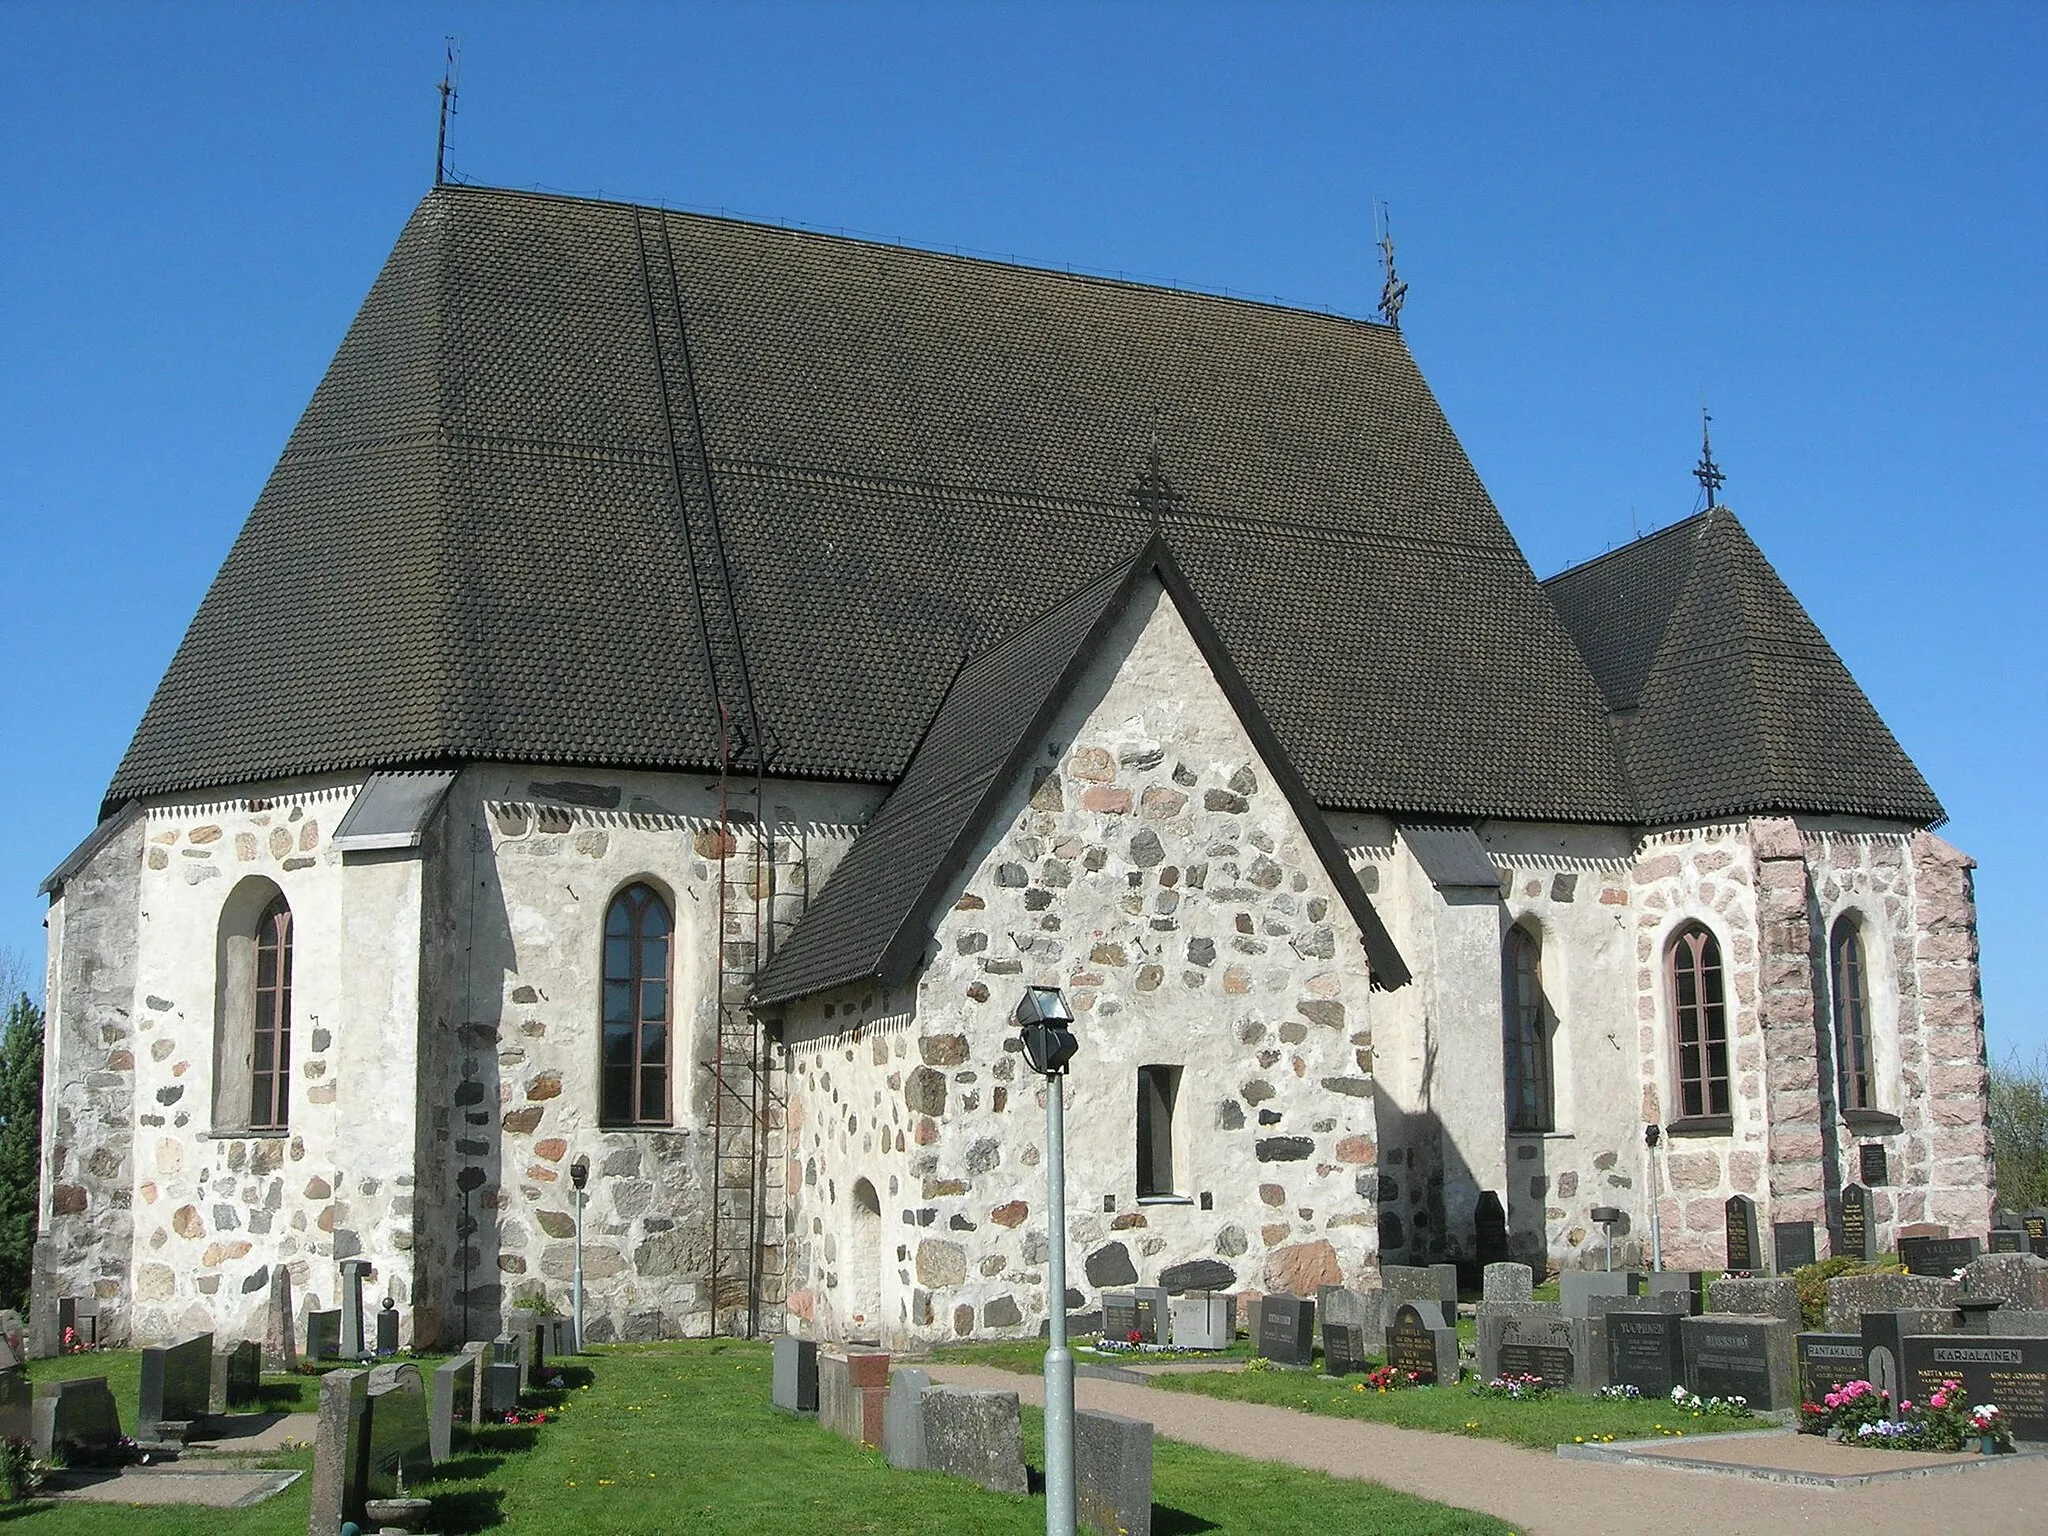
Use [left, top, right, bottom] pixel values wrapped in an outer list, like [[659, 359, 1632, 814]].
[[4, 4, 2042, 1056]]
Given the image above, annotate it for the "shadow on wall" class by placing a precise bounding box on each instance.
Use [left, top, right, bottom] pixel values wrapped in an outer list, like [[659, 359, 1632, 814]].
[[443, 805, 514, 1348]]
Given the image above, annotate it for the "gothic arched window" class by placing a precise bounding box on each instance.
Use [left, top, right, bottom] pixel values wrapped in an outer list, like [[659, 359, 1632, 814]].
[[1831, 917, 1875, 1112], [1669, 924, 1730, 1121], [1502, 926, 1554, 1132], [249, 894, 294, 1131], [602, 883, 672, 1126]]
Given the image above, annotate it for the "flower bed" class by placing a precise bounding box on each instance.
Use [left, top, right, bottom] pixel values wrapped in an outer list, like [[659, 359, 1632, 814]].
[[1799, 1377, 2014, 1453], [1468, 1373, 1550, 1401]]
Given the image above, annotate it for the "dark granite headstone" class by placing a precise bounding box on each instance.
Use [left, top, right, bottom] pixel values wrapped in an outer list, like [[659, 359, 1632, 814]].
[[1859, 1143, 1888, 1186], [1385, 1301, 1458, 1385], [308, 1368, 371, 1536], [921, 1386, 1028, 1494], [1899, 1235, 1981, 1277], [1723, 1195, 1759, 1274], [1682, 1314, 1794, 1410], [1901, 1333, 2048, 1442], [2025, 1210, 2048, 1259], [30, 1376, 120, 1461], [1320, 1321, 1368, 1376], [429, 1353, 475, 1463], [772, 1335, 819, 1413], [138, 1331, 214, 1442], [306, 1308, 342, 1362], [210, 1340, 261, 1413], [1482, 1310, 1580, 1390], [1795, 1332, 1866, 1404], [1992, 1229, 2029, 1255], [1606, 1310, 1686, 1396], [881, 1367, 931, 1472], [482, 1360, 522, 1417], [1255, 1294, 1315, 1367], [1645, 1270, 1706, 1315], [1132, 1287, 1167, 1345], [376, 1299, 400, 1356], [364, 1361, 430, 1500], [1839, 1184, 1875, 1263], [56, 1297, 101, 1350], [1773, 1221, 1818, 1273], [1074, 1408, 1152, 1536], [1475, 1190, 1510, 1267], [1102, 1292, 1138, 1343], [0, 1368, 29, 1444]]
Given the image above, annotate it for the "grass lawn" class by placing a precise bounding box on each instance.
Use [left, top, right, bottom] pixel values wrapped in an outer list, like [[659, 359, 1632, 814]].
[[933, 1335, 1258, 1374], [4, 1342, 1511, 1535], [1151, 1368, 1757, 1450]]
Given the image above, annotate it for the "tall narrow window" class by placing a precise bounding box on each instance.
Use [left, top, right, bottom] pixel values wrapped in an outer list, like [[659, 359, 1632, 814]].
[[1136, 1065, 1181, 1198], [249, 895, 293, 1131], [1669, 925, 1730, 1120], [602, 883, 672, 1126], [1832, 918, 1874, 1112], [1502, 926, 1554, 1132]]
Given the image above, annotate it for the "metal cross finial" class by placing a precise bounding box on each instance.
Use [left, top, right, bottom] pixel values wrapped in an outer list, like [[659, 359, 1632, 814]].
[[435, 38, 460, 187], [1131, 415, 1183, 529], [1376, 201, 1409, 329], [1693, 407, 1726, 510]]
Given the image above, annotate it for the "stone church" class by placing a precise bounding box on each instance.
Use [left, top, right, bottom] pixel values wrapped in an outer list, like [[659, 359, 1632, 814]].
[[35, 185, 1991, 1351]]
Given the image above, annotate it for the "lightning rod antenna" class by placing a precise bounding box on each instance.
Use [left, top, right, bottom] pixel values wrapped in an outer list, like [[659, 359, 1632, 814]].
[[435, 38, 460, 187]]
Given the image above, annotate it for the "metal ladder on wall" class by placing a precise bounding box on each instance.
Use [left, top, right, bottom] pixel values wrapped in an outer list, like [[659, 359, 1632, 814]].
[[633, 206, 787, 1337]]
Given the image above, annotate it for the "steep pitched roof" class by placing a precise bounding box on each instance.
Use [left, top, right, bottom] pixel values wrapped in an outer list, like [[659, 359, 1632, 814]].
[[752, 541, 1409, 1007], [1543, 509, 1943, 825], [106, 184, 1631, 824]]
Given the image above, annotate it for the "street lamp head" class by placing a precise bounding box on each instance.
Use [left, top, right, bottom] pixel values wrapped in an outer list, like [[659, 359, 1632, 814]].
[[1643, 1123, 1661, 1150], [570, 1157, 589, 1192], [1014, 986, 1078, 1077]]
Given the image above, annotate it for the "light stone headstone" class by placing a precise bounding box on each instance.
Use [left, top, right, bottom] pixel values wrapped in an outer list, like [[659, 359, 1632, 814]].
[[1167, 1293, 1230, 1350], [1379, 1263, 1458, 1324], [1075, 1408, 1152, 1536], [263, 1266, 297, 1373], [1822, 1272, 1956, 1334], [881, 1367, 929, 1471], [772, 1335, 819, 1413], [1960, 1253, 2048, 1313], [819, 1349, 889, 1447], [1481, 1262, 1532, 1303], [307, 1368, 370, 1536], [462, 1341, 491, 1426], [1316, 1285, 1383, 1346], [1705, 1276, 1802, 1328], [429, 1352, 476, 1463], [338, 1258, 371, 1359], [922, 1386, 1028, 1494]]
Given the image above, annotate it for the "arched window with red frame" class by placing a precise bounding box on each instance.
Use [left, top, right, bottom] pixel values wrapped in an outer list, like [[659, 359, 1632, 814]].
[[602, 883, 673, 1126], [249, 894, 293, 1131], [1669, 924, 1730, 1121]]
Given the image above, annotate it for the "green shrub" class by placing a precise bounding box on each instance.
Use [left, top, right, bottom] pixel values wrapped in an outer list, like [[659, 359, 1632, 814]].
[[1792, 1255, 1901, 1329]]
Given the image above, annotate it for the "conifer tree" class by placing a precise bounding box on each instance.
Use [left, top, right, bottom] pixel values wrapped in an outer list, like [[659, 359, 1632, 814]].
[[0, 994, 44, 1310]]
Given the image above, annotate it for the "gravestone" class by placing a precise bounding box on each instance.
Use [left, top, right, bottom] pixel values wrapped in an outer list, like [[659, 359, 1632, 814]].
[[514, 1317, 548, 1387], [210, 1340, 261, 1413], [462, 1341, 492, 1426], [1255, 1294, 1314, 1367], [1839, 1184, 1876, 1263], [1822, 1272, 1956, 1334], [1320, 1321, 1368, 1377], [1379, 1263, 1458, 1323], [1475, 1191, 1511, 1267], [1478, 1308, 1582, 1391], [338, 1258, 371, 1359], [1723, 1195, 1760, 1273], [1773, 1220, 1818, 1273], [1795, 1332, 1867, 1404], [2025, 1210, 2048, 1258], [138, 1331, 214, 1443], [363, 1362, 430, 1500], [1605, 1309, 1686, 1396], [772, 1335, 819, 1413], [1132, 1286, 1167, 1345], [57, 1296, 101, 1350], [376, 1299, 400, 1356], [30, 1376, 120, 1461], [1901, 1333, 2048, 1442], [819, 1349, 890, 1447], [1991, 1229, 2029, 1255], [308, 1368, 371, 1536], [1316, 1285, 1382, 1346], [1482, 1262, 1533, 1302], [1560, 1272, 1642, 1318], [922, 1386, 1028, 1494], [541, 1314, 575, 1356], [0, 1310, 25, 1363], [305, 1309, 342, 1362], [482, 1360, 522, 1418], [1682, 1314, 1794, 1410], [0, 1368, 29, 1444], [263, 1265, 297, 1372], [881, 1367, 931, 1471], [1859, 1143, 1888, 1186], [1168, 1293, 1230, 1350], [1706, 1276, 1802, 1328], [1645, 1270, 1706, 1315], [429, 1352, 476, 1463], [1960, 1253, 2048, 1313], [1102, 1292, 1138, 1343], [1385, 1301, 1459, 1386], [1899, 1235, 1981, 1277], [1074, 1408, 1152, 1536]]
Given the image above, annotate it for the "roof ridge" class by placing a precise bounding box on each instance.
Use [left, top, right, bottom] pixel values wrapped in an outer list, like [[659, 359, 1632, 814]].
[[1543, 508, 1713, 588]]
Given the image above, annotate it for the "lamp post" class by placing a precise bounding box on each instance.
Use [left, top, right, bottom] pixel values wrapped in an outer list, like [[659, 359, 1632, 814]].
[[1643, 1123, 1663, 1272], [570, 1156, 590, 1353], [1015, 985, 1079, 1536]]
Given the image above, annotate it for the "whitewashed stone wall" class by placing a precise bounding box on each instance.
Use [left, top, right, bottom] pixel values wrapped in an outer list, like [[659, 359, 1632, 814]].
[[778, 578, 1384, 1348]]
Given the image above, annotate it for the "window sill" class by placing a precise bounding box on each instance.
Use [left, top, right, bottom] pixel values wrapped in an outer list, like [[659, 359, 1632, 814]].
[[1137, 1194, 1194, 1206], [595, 1124, 690, 1135], [1842, 1110, 1902, 1134], [200, 1128, 291, 1141], [1665, 1115, 1733, 1137], [1507, 1129, 1573, 1140]]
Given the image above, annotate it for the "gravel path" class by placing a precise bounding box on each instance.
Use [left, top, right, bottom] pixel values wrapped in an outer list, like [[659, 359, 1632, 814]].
[[924, 1364, 2048, 1535]]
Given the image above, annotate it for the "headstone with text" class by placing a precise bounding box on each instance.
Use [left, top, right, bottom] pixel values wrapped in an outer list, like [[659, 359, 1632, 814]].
[[1773, 1221, 1818, 1273], [1899, 1235, 1982, 1277], [1320, 1321, 1368, 1377], [1255, 1294, 1315, 1367], [1131, 1286, 1167, 1346], [1723, 1195, 1760, 1274], [1859, 1143, 1889, 1186], [138, 1331, 214, 1443], [1168, 1293, 1230, 1351], [1839, 1184, 1876, 1263], [1682, 1314, 1794, 1410], [1795, 1332, 1867, 1404], [1102, 1292, 1138, 1343], [1900, 1333, 2048, 1442], [2025, 1210, 2048, 1259], [1605, 1309, 1686, 1396], [1991, 1229, 2029, 1255], [1385, 1301, 1458, 1386], [1479, 1309, 1582, 1391]]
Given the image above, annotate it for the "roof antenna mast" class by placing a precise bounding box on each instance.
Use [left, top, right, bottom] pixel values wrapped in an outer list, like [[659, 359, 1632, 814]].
[[1375, 200, 1409, 329], [1692, 403, 1726, 511], [435, 37, 460, 187]]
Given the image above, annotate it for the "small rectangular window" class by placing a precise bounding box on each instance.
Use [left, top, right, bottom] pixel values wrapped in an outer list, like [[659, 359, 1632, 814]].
[[1136, 1065, 1181, 1198]]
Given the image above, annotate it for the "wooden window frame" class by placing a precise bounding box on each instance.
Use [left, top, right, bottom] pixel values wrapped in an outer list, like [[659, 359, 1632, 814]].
[[1668, 924, 1731, 1123], [601, 882, 674, 1127], [1831, 917, 1875, 1113], [1135, 1064, 1183, 1200], [1502, 925, 1555, 1133], [248, 895, 293, 1132]]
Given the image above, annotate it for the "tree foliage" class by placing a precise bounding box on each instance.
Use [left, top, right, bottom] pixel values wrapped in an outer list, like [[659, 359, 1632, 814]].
[[1990, 1047, 2048, 1213], [0, 993, 42, 1309]]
